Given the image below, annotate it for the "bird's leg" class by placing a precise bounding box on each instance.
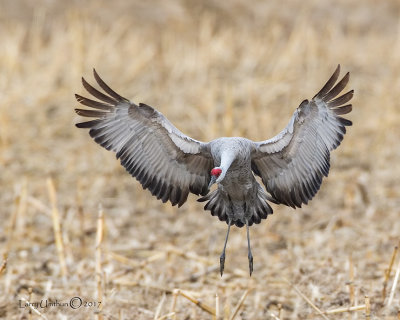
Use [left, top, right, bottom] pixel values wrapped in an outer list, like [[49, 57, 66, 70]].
[[220, 219, 232, 276], [246, 220, 253, 276]]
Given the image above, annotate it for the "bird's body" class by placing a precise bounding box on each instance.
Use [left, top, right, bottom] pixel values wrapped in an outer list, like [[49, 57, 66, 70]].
[[202, 137, 272, 227], [75, 65, 353, 275]]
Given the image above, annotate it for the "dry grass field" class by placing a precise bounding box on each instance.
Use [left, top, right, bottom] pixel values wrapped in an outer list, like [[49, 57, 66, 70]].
[[1, 0, 400, 319]]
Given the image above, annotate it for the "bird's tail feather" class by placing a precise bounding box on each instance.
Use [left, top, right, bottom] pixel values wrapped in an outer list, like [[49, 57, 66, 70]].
[[198, 186, 273, 227]]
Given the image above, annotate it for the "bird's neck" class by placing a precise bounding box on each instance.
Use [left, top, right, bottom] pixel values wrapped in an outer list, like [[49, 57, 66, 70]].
[[220, 150, 236, 176]]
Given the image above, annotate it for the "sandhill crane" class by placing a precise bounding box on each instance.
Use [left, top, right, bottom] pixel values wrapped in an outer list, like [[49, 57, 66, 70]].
[[75, 65, 353, 276]]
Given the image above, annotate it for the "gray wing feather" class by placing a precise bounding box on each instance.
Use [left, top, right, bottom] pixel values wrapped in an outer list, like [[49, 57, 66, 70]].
[[75, 70, 213, 207], [251, 65, 353, 208]]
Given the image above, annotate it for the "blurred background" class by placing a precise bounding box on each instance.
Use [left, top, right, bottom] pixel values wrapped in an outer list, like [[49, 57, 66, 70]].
[[1, 0, 400, 319]]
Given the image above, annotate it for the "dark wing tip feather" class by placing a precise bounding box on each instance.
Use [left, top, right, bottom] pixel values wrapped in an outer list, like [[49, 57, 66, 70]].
[[75, 93, 83, 102], [81, 76, 119, 105], [313, 64, 341, 99], [338, 117, 352, 126], [93, 69, 129, 103], [75, 94, 113, 111], [322, 72, 350, 101], [75, 108, 108, 118], [333, 104, 352, 115], [327, 90, 354, 108], [75, 119, 101, 128]]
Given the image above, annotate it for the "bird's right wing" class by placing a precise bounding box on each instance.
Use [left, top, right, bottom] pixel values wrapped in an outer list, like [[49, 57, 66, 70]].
[[75, 70, 214, 207], [251, 65, 353, 208]]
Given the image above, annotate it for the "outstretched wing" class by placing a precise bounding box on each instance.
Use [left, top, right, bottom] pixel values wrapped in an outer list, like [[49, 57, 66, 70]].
[[251, 65, 353, 208], [75, 70, 214, 207]]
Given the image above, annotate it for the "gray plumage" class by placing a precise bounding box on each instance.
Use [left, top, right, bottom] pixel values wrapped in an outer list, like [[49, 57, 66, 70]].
[[75, 65, 353, 275]]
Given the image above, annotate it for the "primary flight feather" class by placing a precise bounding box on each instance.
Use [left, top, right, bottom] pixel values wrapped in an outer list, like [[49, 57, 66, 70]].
[[75, 65, 353, 275]]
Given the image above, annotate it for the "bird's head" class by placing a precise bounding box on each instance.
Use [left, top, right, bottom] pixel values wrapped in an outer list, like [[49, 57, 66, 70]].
[[211, 167, 222, 177], [208, 167, 223, 189]]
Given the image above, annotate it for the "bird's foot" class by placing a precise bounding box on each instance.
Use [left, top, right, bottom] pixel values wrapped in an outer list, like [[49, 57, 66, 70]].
[[220, 253, 226, 276], [248, 253, 253, 276]]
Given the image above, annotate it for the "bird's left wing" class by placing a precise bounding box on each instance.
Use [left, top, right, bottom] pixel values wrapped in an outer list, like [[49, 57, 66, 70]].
[[251, 65, 353, 208], [75, 70, 214, 207]]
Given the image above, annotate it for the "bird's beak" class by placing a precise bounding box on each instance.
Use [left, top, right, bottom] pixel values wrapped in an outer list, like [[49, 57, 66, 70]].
[[208, 175, 217, 190]]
